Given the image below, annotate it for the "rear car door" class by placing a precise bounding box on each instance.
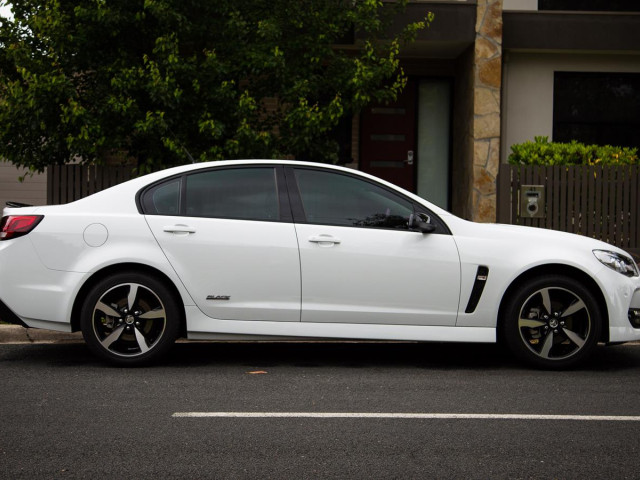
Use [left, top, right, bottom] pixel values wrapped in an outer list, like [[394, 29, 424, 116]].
[[142, 166, 301, 322]]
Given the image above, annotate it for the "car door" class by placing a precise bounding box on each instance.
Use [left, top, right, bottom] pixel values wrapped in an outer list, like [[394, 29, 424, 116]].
[[288, 167, 461, 326], [142, 166, 301, 322]]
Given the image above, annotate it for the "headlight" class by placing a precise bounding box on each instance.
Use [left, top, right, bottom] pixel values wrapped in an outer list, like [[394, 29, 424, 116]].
[[593, 250, 639, 277]]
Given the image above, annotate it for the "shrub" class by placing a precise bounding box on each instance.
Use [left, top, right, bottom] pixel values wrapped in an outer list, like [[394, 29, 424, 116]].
[[508, 136, 639, 166]]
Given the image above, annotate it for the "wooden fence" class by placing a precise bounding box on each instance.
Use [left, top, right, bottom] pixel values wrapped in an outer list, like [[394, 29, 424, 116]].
[[47, 164, 136, 205], [497, 164, 640, 258]]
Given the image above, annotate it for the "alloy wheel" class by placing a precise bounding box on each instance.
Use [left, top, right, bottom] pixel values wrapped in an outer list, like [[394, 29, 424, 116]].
[[517, 286, 592, 361], [90, 282, 167, 358]]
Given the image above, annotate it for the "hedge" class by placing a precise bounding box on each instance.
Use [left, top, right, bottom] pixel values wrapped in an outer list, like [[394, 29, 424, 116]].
[[508, 136, 639, 166]]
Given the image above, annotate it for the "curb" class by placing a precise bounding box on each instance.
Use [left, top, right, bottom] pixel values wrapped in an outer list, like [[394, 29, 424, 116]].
[[0, 325, 83, 344]]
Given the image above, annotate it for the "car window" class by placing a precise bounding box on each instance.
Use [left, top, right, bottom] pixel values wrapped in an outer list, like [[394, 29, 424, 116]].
[[185, 167, 279, 221], [293, 168, 413, 229], [141, 178, 181, 215]]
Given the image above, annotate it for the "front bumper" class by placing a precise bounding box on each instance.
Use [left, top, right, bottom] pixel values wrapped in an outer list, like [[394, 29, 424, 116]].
[[603, 267, 640, 343]]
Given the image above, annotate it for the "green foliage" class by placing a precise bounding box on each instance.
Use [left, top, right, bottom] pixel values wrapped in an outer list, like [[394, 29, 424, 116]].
[[0, 0, 432, 172], [509, 136, 639, 166]]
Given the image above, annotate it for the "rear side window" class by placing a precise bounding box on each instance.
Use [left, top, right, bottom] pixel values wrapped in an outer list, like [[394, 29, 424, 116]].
[[141, 178, 181, 215], [294, 168, 413, 229], [185, 168, 279, 221], [142, 168, 280, 221]]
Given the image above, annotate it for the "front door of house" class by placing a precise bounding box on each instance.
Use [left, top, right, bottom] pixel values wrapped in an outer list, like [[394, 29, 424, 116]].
[[360, 79, 417, 192], [360, 77, 452, 210]]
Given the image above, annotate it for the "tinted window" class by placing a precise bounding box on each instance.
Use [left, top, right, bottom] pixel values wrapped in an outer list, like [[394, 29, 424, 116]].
[[142, 178, 181, 215], [539, 0, 640, 12], [185, 168, 279, 221], [553, 72, 640, 150], [294, 169, 413, 229]]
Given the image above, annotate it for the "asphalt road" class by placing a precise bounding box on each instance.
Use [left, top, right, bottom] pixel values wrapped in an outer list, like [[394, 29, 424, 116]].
[[2, 341, 640, 479]]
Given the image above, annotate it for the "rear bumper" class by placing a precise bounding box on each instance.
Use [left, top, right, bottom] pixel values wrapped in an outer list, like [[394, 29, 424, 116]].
[[0, 298, 28, 327], [0, 236, 83, 330]]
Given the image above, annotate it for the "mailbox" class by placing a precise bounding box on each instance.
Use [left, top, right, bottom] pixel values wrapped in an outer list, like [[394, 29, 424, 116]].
[[520, 185, 545, 218]]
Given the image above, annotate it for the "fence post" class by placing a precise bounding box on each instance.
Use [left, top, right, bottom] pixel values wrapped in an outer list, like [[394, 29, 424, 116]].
[[496, 163, 512, 224], [46, 166, 53, 205]]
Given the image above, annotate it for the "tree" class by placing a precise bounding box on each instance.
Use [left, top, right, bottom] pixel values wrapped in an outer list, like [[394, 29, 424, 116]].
[[0, 0, 432, 172]]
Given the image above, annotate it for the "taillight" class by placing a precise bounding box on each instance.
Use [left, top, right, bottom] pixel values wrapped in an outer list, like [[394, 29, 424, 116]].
[[0, 215, 44, 240]]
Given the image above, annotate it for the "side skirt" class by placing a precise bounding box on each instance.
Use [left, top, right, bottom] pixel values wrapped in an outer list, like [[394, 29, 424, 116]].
[[185, 306, 496, 343]]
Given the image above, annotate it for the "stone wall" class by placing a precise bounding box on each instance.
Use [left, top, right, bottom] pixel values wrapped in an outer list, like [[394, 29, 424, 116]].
[[470, 0, 502, 222]]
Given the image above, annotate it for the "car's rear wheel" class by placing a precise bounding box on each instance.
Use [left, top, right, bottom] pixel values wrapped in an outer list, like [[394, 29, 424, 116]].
[[502, 275, 602, 369], [80, 272, 181, 365]]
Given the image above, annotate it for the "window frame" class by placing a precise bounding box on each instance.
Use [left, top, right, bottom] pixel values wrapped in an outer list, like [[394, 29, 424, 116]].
[[284, 166, 450, 234]]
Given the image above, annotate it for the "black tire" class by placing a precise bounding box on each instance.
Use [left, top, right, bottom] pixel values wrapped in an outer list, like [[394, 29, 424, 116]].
[[501, 275, 602, 369], [80, 271, 181, 365]]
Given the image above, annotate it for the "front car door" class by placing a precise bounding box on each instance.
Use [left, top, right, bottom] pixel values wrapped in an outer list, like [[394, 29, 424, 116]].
[[142, 166, 301, 322], [287, 166, 461, 326]]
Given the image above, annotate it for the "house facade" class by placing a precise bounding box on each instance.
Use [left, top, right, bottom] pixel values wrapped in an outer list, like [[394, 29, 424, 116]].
[[2, 0, 640, 223], [351, 0, 640, 222]]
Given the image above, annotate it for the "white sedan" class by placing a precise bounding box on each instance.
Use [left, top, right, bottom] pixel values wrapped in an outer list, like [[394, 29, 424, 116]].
[[1, 160, 639, 368]]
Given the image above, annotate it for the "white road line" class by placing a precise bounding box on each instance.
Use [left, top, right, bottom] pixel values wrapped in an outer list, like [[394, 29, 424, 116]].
[[172, 412, 640, 421]]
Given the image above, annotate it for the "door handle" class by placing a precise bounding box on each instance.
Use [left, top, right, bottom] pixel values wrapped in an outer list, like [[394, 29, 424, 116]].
[[404, 150, 414, 165], [163, 224, 196, 235], [308, 234, 341, 245]]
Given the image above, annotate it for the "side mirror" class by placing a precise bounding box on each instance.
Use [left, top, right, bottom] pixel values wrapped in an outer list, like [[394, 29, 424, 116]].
[[409, 213, 436, 233]]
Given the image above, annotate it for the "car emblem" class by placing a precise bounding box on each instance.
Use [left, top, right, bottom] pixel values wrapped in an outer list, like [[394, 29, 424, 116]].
[[206, 295, 231, 301]]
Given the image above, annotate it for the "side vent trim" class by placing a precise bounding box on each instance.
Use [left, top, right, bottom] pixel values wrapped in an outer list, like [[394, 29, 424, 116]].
[[465, 266, 489, 314]]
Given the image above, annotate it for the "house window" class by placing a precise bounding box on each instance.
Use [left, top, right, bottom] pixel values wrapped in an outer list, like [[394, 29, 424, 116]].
[[553, 72, 640, 150], [539, 0, 640, 12]]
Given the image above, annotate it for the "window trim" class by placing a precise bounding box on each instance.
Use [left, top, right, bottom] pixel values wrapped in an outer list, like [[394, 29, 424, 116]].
[[284, 166, 450, 234]]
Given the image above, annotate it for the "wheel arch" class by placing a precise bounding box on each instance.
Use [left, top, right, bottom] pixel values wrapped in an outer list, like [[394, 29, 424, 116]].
[[70, 263, 187, 337], [497, 263, 609, 343]]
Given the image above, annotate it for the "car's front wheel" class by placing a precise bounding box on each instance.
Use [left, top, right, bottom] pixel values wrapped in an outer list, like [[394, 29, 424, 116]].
[[80, 272, 181, 365], [501, 275, 602, 369]]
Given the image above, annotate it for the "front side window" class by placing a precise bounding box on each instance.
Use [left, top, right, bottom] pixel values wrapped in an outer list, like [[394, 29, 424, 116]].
[[294, 168, 413, 229], [185, 167, 279, 221]]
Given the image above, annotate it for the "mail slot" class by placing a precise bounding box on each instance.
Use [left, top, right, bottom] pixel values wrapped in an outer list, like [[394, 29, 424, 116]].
[[520, 185, 545, 218]]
